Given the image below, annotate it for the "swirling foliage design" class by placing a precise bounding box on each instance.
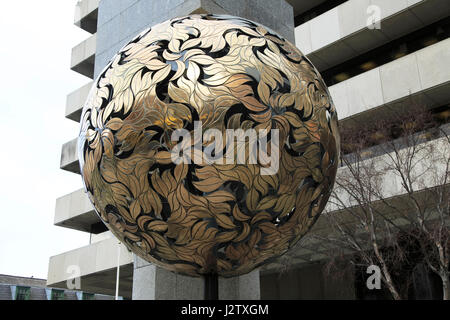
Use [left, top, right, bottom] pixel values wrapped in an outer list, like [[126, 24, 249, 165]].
[[79, 14, 340, 277]]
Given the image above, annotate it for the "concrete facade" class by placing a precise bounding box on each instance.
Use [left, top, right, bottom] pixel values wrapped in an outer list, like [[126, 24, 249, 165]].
[[47, 234, 134, 298], [0, 274, 116, 300], [329, 38, 450, 121], [294, 0, 450, 71], [94, 0, 294, 77], [49, 0, 450, 300]]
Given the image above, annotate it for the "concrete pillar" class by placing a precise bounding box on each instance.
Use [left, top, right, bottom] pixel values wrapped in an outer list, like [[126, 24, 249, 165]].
[[219, 270, 260, 300], [132, 256, 261, 300], [132, 255, 204, 300], [95, 0, 294, 77]]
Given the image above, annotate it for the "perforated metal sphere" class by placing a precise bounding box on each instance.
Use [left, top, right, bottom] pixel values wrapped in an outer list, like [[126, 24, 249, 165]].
[[79, 14, 339, 277]]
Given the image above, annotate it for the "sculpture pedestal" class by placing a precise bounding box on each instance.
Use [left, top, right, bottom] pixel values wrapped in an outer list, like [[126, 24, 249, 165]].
[[219, 269, 260, 300], [132, 256, 260, 300]]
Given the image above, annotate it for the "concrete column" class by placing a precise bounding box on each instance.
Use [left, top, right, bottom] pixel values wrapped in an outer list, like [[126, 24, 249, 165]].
[[95, 0, 294, 77], [132, 255, 204, 300], [219, 270, 261, 300], [132, 256, 261, 300]]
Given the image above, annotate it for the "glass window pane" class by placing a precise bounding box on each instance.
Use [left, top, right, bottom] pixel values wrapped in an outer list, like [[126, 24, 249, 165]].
[[51, 289, 65, 300], [82, 292, 95, 300], [15, 286, 30, 300]]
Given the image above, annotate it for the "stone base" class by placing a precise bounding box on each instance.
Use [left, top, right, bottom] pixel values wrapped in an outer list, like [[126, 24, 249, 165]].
[[132, 255, 260, 300]]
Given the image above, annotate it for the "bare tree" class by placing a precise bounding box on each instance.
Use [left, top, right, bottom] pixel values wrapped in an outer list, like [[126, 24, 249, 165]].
[[314, 103, 449, 299]]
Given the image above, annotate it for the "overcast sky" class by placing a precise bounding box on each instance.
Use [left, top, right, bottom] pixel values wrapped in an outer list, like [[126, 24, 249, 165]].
[[0, 1, 94, 279]]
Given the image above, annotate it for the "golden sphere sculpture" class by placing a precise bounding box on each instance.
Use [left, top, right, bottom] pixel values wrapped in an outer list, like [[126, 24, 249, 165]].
[[79, 14, 340, 277]]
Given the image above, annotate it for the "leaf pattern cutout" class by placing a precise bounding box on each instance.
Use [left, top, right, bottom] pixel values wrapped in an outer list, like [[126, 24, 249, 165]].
[[79, 14, 340, 277]]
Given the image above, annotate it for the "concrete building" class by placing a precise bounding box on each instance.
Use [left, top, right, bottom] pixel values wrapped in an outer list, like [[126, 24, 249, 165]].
[[0, 274, 116, 300], [48, 0, 450, 299]]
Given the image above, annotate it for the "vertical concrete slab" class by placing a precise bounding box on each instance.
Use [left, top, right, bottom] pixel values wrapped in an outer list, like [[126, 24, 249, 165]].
[[219, 270, 260, 300], [132, 256, 204, 300], [329, 81, 350, 120], [132, 256, 260, 300], [309, 8, 341, 51], [95, 0, 294, 78], [380, 53, 421, 103], [132, 258, 157, 300], [416, 38, 450, 90], [344, 68, 384, 118], [338, 0, 371, 38], [295, 22, 312, 54]]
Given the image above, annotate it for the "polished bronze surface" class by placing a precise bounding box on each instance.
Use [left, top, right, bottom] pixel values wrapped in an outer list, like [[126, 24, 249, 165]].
[[79, 14, 339, 277]]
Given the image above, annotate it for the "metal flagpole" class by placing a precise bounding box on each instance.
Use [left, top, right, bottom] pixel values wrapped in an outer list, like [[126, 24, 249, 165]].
[[115, 241, 121, 300]]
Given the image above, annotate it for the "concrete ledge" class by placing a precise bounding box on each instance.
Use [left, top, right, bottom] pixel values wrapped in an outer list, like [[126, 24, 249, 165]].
[[54, 188, 101, 233], [71, 34, 96, 79], [74, 0, 99, 34], [295, 0, 450, 71], [47, 237, 133, 298], [66, 82, 93, 123], [329, 38, 450, 121], [60, 138, 80, 174]]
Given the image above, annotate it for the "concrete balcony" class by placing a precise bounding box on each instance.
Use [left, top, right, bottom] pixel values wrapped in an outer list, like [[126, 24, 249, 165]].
[[60, 138, 80, 174], [71, 33, 96, 79], [54, 188, 106, 233], [74, 0, 99, 34], [329, 38, 450, 124], [66, 82, 93, 122], [262, 133, 450, 271], [47, 235, 133, 299], [295, 0, 450, 71]]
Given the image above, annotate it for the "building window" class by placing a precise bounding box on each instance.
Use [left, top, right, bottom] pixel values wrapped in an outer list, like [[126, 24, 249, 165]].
[[50, 289, 65, 300], [15, 286, 31, 300], [321, 16, 450, 86], [82, 292, 95, 300]]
